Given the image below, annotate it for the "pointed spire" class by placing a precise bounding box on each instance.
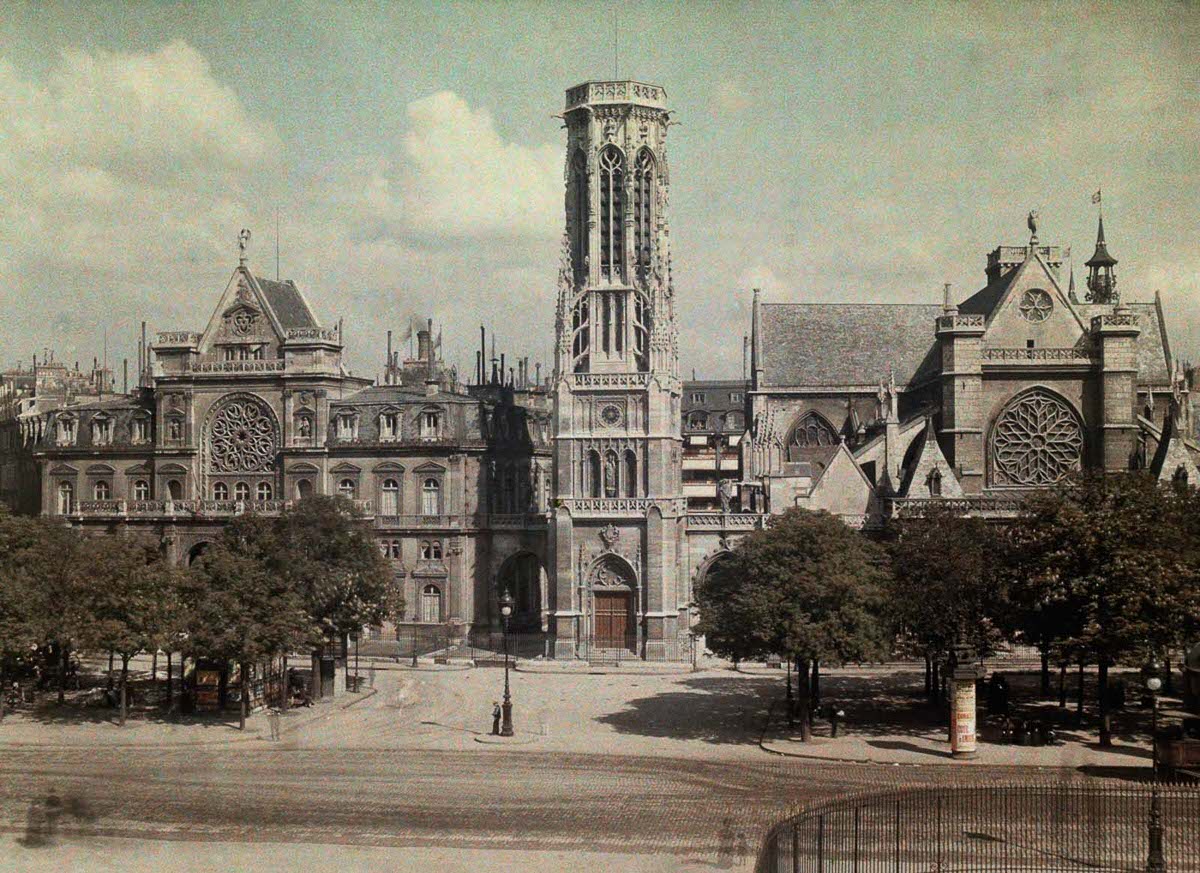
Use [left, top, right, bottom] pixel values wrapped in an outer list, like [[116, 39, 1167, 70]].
[[1085, 213, 1118, 304]]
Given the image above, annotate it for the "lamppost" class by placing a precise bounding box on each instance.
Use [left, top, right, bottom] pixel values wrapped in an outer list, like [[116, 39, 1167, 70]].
[[500, 590, 515, 737], [1143, 656, 1165, 873]]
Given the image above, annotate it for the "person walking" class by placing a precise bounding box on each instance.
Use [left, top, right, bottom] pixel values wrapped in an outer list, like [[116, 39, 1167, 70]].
[[267, 707, 281, 741], [491, 701, 501, 736]]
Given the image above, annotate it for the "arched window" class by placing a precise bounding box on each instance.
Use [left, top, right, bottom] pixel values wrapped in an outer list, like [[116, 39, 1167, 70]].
[[57, 481, 73, 515], [598, 146, 625, 281], [420, 584, 442, 623], [338, 478, 357, 499], [623, 450, 637, 498], [380, 478, 400, 515], [1173, 465, 1190, 487], [296, 479, 313, 500], [927, 468, 942, 497], [168, 479, 183, 501], [786, 412, 838, 460], [257, 481, 273, 501], [571, 149, 589, 281], [213, 482, 229, 500], [572, 297, 590, 372], [234, 481, 251, 501], [587, 450, 602, 498], [633, 149, 654, 280], [133, 480, 150, 500], [420, 541, 431, 560], [501, 466, 516, 513], [421, 478, 441, 516], [93, 480, 111, 501]]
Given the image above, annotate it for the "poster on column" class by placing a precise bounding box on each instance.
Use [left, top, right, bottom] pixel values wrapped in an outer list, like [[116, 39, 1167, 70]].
[[952, 680, 977, 755]]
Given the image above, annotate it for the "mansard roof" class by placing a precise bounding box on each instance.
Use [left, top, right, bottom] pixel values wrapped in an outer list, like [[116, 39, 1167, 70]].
[[254, 276, 317, 330], [758, 303, 942, 389]]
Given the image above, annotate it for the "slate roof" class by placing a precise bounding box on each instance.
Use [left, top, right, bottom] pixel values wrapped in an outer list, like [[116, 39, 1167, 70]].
[[1128, 302, 1172, 385], [758, 304, 942, 389], [957, 269, 1019, 318], [337, 385, 480, 406], [254, 276, 317, 330]]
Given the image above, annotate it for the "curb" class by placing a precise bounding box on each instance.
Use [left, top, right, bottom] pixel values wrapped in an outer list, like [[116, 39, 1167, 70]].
[[0, 686, 378, 750]]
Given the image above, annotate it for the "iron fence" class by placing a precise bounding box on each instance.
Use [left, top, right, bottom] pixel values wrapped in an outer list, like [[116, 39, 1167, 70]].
[[757, 783, 1200, 872], [355, 626, 694, 664]]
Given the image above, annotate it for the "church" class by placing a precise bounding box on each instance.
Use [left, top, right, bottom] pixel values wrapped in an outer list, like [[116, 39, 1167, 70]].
[[2, 78, 1197, 661]]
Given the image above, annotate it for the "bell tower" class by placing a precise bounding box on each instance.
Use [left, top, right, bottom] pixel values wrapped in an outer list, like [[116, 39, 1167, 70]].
[[550, 80, 685, 660]]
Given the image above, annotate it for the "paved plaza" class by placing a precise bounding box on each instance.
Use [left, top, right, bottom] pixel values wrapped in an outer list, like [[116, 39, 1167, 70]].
[[0, 662, 1164, 871]]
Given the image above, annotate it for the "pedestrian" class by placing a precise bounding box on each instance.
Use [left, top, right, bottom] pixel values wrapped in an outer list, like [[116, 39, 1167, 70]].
[[368, 662, 376, 689], [267, 707, 281, 741], [492, 701, 501, 736]]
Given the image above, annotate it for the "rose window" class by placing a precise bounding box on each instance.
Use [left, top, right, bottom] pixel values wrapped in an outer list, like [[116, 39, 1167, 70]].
[[1018, 289, 1053, 323], [208, 396, 278, 472], [991, 389, 1082, 486]]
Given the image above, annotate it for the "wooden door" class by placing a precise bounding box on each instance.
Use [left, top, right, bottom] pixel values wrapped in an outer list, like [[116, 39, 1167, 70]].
[[594, 591, 632, 649]]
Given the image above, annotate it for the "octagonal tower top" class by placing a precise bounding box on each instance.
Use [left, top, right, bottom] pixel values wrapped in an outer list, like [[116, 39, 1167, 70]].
[[565, 80, 667, 111]]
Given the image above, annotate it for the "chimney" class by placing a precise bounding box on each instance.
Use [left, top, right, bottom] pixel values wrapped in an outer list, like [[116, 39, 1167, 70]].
[[417, 328, 432, 363]]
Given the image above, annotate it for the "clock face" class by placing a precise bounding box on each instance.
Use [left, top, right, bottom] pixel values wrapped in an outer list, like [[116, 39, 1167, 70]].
[[600, 404, 623, 426]]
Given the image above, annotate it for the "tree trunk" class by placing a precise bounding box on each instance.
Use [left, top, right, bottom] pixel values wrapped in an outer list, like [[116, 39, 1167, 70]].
[[152, 651, 158, 690], [166, 652, 174, 713], [924, 655, 932, 697], [107, 650, 114, 691], [1058, 663, 1067, 708], [281, 654, 289, 713], [811, 660, 821, 714], [58, 646, 68, 705], [239, 661, 248, 731], [797, 657, 812, 743], [1076, 662, 1085, 725], [1165, 657, 1174, 694], [1098, 659, 1111, 747], [785, 658, 793, 726], [118, 656, 129, 727], [1040, 649, 1050, 697], [931, 660, 940, 705], [1, 661, 7, 722]]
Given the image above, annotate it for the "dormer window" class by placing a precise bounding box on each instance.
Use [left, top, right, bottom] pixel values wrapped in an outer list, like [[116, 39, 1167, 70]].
[[336, 412, 358, 441], [56, 416, 76, 445], [380, 411, 400, 441], [132, 417, 151, 445], [91, 416, 113, 446], [420, 409, 440, 438]]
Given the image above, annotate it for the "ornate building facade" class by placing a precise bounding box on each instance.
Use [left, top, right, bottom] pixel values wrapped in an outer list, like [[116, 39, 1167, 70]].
[[3, 80, 1198, 662]]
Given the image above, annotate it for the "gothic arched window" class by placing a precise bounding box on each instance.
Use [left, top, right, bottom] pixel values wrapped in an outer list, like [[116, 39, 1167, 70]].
[[787, 412, 838, 460], [633, 149, 654, 280], [990, 388, 1083, 486], [598, 146, 625, 282], [623, 450, 637, 498], [927, 468, 942, 497], [587, 450, 602, 498], [572, 149, 588, 281]]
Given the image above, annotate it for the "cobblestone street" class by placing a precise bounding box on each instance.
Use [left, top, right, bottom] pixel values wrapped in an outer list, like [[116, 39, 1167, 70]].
[[0, 665, 1128, 871]]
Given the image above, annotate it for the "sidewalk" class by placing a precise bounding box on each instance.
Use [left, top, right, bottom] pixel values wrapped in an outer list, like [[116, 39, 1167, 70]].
[[0, 686, 377, 749]]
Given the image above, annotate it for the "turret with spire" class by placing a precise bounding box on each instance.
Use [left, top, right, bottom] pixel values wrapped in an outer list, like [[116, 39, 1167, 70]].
[[1085, 214, 1118, 304]]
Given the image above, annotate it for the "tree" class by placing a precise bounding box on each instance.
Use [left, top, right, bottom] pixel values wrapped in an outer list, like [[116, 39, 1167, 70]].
[[76, 535, 179, 726], [1006, 472, 1200, 745], [0, 509, 45, 721], [696, 509, 890, 740], [181, 538, 314, 730], [886, 507, 1005, 703]]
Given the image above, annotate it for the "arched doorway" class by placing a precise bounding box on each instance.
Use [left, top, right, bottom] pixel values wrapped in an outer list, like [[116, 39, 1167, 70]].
[[589, 554, 637, 653], [187, 541, 213, 566], [498, 552, 542, 632]]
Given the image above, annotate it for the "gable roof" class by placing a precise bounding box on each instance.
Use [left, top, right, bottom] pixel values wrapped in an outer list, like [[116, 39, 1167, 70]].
[[758, 303, 942, 389], [254, 276, 317, 330], [1128, 301, 1172, 385]]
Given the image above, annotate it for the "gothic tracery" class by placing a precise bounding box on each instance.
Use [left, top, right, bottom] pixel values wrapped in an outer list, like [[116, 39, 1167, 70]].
[[208, 394, 278, 473], [990, 389, 1083, 486]]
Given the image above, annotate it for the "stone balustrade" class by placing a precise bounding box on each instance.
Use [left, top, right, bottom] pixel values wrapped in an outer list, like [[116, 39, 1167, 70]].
[[981, 347, 1098, 363], [70, 497, 373, 519]]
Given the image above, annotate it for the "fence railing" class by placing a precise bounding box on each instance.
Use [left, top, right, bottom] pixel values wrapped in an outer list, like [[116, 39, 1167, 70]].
[[356, 627, 694, 664], [757, 783, 1200, 872]]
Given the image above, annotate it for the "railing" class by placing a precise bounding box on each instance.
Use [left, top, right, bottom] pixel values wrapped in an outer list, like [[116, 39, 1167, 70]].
[[565, 80, 665, 109], [560, 497, 688, 516], [570, 372, 652, 390], [757, 784, 1200, 872], [686, 512, 766, 530], [155, 331, 201, 345], [375, 513, 461, 529], [191, 360, 286, 374], [982, 347, 1098, 363], [285, 327, 339, 342], [71, 497, 374, 519], [487, 513, 549, 529], [937, 314, 986, 330], [888, 496, 1025, 518]]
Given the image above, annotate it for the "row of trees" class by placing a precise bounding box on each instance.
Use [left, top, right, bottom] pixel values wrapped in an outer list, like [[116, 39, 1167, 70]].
[[696, 473, 1200, 744], [0, 496, 399, 728]]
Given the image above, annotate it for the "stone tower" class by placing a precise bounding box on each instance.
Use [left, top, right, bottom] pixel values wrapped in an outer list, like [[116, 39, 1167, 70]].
[[549, 80, 686, 660]]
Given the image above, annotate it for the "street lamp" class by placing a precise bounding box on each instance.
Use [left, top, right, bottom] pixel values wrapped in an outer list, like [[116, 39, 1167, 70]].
[[499, 590, 515, 737], [1143, 656, 1165, 873]]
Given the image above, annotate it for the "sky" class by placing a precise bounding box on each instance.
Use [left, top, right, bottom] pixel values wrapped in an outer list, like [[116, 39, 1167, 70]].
[[1, 1, 1197, 384]]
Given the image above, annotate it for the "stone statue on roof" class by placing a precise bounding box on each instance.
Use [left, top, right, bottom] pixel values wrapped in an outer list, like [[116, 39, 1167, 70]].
[[1027, 210, 1039, 244]]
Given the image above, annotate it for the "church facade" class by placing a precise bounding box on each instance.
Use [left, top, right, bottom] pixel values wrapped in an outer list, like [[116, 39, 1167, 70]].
[[2, 79, 1197, 660]]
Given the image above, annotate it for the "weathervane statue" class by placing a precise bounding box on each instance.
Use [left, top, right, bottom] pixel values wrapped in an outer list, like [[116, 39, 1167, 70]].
[[238, 228, 252, 265], [1026, 210, 1039, 245]]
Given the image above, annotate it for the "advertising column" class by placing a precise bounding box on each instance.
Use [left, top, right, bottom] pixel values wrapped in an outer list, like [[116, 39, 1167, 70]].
[[950, 648, 980, 758]]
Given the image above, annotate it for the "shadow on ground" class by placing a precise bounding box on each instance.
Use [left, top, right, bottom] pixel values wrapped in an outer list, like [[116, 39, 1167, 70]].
[[593, 674, 779, 744]]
